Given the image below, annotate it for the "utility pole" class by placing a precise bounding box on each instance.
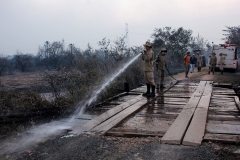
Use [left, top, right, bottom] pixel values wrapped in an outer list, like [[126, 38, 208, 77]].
[[69, 44, 73, 54], [45, 41, 49, 58], [125, 23, 129, 48]]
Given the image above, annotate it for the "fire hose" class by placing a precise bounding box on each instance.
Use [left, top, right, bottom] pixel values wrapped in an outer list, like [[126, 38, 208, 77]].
[[165, 65, 178, 81]]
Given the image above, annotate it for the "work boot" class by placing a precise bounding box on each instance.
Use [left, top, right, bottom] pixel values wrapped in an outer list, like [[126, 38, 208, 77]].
[[142, 84, 150, 96], [160, 84, 165, 89], [147, 85, 155, 97]]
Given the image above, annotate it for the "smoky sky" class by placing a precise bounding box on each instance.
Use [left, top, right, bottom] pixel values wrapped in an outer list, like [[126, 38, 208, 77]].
[[0, 0, 240, 56]]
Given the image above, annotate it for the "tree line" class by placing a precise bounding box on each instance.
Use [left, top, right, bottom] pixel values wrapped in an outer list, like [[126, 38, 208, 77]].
[[1, 26, 238, 106]]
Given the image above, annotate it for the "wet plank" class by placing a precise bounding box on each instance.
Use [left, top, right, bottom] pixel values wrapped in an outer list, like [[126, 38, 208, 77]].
[[90, 99, 147, 134], [208, 110, 239, 116], [182, 83, 212, 146], [161, 94, 203, 144], [161, 81, 207, 144], [136, 113, 178, 119], [204, 133, 240, 143], [70, 95, 144, 135], [182, 95, 211, 146], [208, 115, 240, 121], [207, 120, 240, 125], [206, 123, 240, 135], [106, 128, 165, 137], [235, 96, 240, 110]]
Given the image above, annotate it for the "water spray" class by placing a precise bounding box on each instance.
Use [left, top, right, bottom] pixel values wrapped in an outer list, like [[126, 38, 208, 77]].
[[69, 53, 142, 120]]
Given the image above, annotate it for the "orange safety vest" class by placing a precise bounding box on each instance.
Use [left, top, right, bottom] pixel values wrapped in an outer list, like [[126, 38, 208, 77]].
[[184, 55, 190, 65]]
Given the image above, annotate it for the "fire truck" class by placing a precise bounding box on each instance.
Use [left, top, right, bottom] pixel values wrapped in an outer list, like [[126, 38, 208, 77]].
[[208, 43, 238, 71]]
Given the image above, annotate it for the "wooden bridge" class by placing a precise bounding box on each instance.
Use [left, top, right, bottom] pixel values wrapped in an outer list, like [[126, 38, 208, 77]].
[[70, 80, 240, 146]]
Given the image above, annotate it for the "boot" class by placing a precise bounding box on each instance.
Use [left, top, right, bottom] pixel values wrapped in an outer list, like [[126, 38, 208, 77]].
[[142, 84, 150, 96], [160, 84, 165, 89], [156, 84, 159, 89], [147, 85, 155, 97]]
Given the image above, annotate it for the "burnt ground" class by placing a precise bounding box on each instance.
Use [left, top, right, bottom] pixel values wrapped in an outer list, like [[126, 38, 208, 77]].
[[1, 67, 240, 160]]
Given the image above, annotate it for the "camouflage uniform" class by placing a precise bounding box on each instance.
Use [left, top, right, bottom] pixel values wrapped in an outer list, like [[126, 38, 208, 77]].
[[208, 53, 217, 74], [196, 53, 203, 72], [155, 48, 167, 88], [142, 50, 155, 85], [218, 53, 224, 75], [142, 41, 155, 97]]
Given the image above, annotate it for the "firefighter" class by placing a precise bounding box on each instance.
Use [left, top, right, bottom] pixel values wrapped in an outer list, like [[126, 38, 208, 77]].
[[155, 48, 167, 89], [142, 41, 155, 97], [196, 52, 203, 72], [184, 52, 191, 78], [208, 53, 217, 74], [218, 53, 224, 75]]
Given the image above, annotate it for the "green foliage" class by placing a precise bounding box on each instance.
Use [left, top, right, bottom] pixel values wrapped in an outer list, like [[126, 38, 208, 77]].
[[223, 26, 240, 46], [0, 90, 52, 110]]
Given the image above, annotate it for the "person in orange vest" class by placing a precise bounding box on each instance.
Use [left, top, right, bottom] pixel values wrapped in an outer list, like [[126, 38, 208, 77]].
[[184, 52, 191, 78]]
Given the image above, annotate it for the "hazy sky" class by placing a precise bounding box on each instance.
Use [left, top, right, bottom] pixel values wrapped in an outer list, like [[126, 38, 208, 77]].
[[0, 0, 239, 56]]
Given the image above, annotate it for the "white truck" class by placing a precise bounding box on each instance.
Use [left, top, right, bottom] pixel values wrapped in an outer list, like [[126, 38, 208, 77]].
[[208, 43, 238, 71]]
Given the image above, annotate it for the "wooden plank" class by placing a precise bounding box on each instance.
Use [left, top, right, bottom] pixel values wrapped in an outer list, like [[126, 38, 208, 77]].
[[106, 128, 165, 137], [70, 95, 143, 135], [162, 94, 191, 98], [209, 106, 237, 110], [154, 101, 187, 105], [208, 115, 240, 121], [161, 92, 203, 144], [91, 99, 147, 134], [206, 123, 240, 134], [136, 113, 178, 119], [208, 110, 239, 116], [182, 95, 211, 146], [204, 133, 240, 143], [234, 96, 240, 110], [161, 81, 207, 144], [207, 120, 240, 125]]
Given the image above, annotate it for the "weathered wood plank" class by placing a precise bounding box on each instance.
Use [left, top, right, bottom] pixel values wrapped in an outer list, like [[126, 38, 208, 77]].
[[91, 99, 147, 134], [70, 95, 143, 135], [207, 120, 240, 125], [208, 110, 239, 116], [204, 133, 240, 143], [136, 113, 178, 119], [208, 115, 240, 121], [161, 93, 203, 144], [234, 96, 240, 111], [182, 95, 211, 146], [161, 81, 207, 144], [206, 123, 240, 135], [106, 128, 165, 137]]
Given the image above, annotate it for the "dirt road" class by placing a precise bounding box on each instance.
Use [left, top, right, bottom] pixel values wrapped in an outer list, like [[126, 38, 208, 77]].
[[1, 67, 240, 160]]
